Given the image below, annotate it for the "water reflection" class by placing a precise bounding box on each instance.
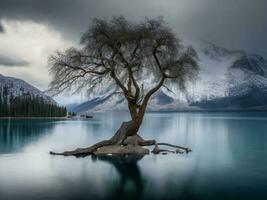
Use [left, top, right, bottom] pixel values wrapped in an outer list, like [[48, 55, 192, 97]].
[[0, 112, 267, 200], [0, 119, 58, 153], [94, 155, 144, 200]]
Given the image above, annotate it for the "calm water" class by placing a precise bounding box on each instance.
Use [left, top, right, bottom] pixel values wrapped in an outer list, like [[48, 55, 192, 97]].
[[0, 112, 267, 200]]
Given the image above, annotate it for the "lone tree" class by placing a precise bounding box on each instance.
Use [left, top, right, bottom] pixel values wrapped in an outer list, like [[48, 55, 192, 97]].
[[49, 17, 198, 156]]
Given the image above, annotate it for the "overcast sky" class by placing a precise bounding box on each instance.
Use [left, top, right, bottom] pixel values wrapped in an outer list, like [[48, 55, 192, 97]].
[[0, 0, 266, 103]]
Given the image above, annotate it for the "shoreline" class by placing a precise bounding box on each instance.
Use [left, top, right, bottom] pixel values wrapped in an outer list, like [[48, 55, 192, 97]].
[[1, 109, 267, 119], [0, 116, 93, 120], [0, 117, 68, 119]]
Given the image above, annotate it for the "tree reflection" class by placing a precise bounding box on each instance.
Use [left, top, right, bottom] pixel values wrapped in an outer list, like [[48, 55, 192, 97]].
[[93, 155, 144, 200], [0, 119, 58, 153]]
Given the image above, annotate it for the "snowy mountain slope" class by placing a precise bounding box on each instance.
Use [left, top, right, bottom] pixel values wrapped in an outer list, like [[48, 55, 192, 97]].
[[186, 43, 244, 102], [190, 46, 267, 109], [0, 74, 55, 104], [228, 55, 267, 96]]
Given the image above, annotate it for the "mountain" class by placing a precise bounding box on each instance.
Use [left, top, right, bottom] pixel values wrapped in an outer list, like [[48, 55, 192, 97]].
[[0, 74, 55, 104], [190, 45, 267, 109], [67, 94, 116, 113], [65, 103, 80, 112], [67, 43, 267, 113], [68, 91, 187, 113], [0, 74, 67, 117]]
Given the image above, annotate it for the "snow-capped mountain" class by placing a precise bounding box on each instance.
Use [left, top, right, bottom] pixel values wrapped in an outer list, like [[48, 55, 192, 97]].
[[186, 43, 244, 102], [228, 54, 267, 97], [68, 43, 267, 113], [190, 44, 267, 109], [0, 74, 55, 104]]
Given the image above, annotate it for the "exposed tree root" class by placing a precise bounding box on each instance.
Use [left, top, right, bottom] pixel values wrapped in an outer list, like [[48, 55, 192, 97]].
[[49, 121, 192, 157], [151, 144, 175, 154], [151, 143, 190, 154], [50, 137, 191, 156], [157, 143, 192, 153]]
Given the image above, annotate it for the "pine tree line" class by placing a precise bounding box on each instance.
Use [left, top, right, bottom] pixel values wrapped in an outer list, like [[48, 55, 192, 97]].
[[0, 86, 66, 117]]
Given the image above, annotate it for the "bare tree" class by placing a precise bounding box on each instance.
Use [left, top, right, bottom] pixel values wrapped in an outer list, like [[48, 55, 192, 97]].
[[49, 17, 198, 156]]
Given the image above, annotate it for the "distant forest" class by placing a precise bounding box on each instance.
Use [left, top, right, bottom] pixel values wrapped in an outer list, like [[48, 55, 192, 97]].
[[0, 86, 66, 117]]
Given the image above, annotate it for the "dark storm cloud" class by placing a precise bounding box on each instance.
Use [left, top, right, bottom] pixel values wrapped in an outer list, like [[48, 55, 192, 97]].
[[0, 54, 28, 67], [0, 0, 266, 56]]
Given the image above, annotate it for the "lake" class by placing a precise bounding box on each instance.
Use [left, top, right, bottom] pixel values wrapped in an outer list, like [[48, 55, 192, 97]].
[[0, 112, 267, 200]]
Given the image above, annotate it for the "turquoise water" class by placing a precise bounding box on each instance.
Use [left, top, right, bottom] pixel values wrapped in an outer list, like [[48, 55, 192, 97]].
[[0, 112, 267, 200]]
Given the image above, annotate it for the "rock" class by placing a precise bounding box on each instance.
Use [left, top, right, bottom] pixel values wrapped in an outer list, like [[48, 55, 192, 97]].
[[93, 144, 149, 155], [151, 144, 160, 154]]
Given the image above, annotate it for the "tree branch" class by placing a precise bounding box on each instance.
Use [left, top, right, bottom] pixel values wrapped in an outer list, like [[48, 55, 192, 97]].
[[139, 76, 164, 117], [110, 67, 128, 95], [137, 47, 166, 117]]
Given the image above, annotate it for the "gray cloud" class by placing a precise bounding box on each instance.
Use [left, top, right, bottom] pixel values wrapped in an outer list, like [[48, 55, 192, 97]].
[[0, 0, 266, 57], [0, 54, 28, 66]]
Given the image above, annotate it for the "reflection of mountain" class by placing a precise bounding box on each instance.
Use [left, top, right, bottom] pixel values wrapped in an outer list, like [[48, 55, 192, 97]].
[[68, 43, 267, 113], [0, 119, 57, 153]]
